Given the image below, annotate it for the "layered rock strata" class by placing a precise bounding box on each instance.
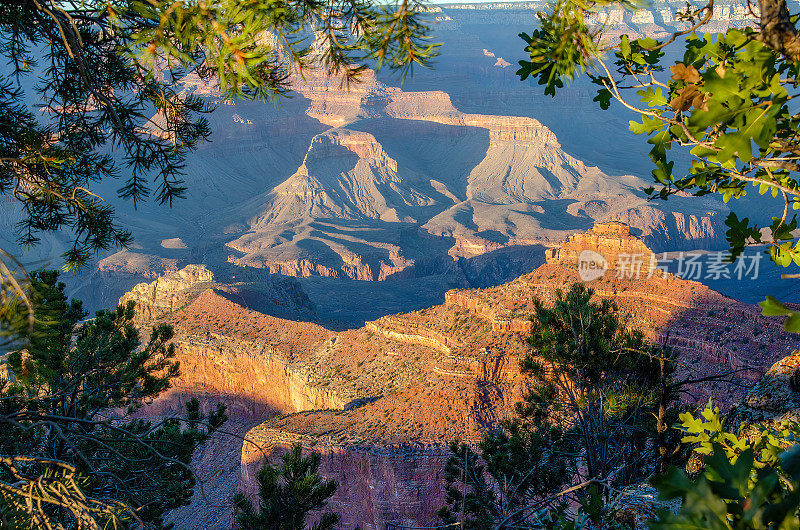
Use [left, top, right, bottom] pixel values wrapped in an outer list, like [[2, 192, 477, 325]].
[[122, 228, 796, 528], [546, 221, 656, 275], [120, 264, 214, 322], [222, 66, 727, 281], [232, 230, 792, 527]]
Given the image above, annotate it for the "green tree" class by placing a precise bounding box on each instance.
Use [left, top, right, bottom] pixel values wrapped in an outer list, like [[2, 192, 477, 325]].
[[440, 284, 683, 528], [650, 401, 800, 529], [438, 431, 568, 530], [519, 284, 675, 493], [233, 443, 340, 530], [517, 0, 800, 330], [0, 271, 227, 528]]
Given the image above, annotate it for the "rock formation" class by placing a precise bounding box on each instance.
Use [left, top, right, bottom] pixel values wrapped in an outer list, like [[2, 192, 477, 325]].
[[114, 224, 797, 529], [224, 75, 727, 281], [546, 221, 657, 275], [230, 228, 793, 527], [120, 265, 214, 322], [120, 263, 317, 326], [730, 351, 800, 426]]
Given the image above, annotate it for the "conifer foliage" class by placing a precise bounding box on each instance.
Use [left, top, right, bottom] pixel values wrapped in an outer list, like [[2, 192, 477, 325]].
[[440, 284, 680, 528], [234, 443, 340, 530], [0, 271, 227, 528]]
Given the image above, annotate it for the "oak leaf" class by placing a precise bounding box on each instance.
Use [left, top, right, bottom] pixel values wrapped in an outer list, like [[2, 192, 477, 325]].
[[669, 84, 707, 111], [670, 63, 701, 83]]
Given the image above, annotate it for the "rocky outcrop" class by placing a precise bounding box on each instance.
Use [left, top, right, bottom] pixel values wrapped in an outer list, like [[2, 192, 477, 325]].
[[120, 264, 214, 322], [443, 224, 796, 407], [729, 351, 800, 425], [546, 221, 657, 275], [119, 262, 318, 324], [152, 335, 347, 420], [607, 205, 725, 252], [365, 317, 457, 354], [226, 240, 419, 282]]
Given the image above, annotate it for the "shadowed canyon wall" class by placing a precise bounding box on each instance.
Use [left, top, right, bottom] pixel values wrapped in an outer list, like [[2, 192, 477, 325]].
[[121, 219, 798, 529]]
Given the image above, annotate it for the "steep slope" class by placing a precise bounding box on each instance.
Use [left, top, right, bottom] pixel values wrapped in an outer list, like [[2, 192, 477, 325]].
[[221, 76, 727, 282], [250, 129, 439, 226], [119, 223, 796, 528], [224, 128, 452, 280]]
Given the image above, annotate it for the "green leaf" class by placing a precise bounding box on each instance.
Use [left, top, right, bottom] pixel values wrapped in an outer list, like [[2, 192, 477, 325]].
[[759, 296, 792, 317], [785, 312, 800, 333], [638, 86, 668, 107], [619, 34, 631, 58], [714, 132, 753, 163], [630, 115, 664, 135]]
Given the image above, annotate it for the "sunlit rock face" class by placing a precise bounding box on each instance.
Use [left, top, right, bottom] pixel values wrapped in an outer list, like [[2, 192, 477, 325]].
[[730, 351, 800, 426], [546, 221, 657, 275], [224, 227, 793, 529], [120, 265, 214, 322], [119, 264, 317, 327]]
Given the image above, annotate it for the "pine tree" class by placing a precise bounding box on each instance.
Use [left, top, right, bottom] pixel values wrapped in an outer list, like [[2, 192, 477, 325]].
[[0, 271, 227, 528], [440, 284, 681, 528], [234, 444, 340, 530]]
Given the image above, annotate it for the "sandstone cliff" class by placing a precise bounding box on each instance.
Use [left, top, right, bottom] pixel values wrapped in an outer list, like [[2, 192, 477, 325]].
[[227, 226, 790, 528], [120, 264, 214, 322], [546, 221, 657, 275], [115, 223, 796, 529], [729, 351, 800, 426], [119, 264, 317, 324]]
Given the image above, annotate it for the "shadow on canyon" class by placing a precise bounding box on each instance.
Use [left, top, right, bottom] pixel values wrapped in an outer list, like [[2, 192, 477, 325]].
[[136, 391, 283, 530], [146, 271, 799, 529], [301, 243, 548, 330]]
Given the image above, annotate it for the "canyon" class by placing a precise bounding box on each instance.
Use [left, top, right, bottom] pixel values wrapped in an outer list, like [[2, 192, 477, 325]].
[[223, 69, 728, 285], [119, 222, 799, 529], [1, 0, 781, 325], [2, 2, 798, 527]]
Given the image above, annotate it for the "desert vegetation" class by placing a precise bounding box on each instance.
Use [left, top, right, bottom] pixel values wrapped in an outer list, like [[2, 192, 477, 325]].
[[3, 0, 800, 527], [440, 285, 800, 528]]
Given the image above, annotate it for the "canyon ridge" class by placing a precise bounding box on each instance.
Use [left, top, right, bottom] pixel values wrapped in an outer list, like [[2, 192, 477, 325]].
[[5, 0, 792, 329], [120, 222, 799, 529]]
